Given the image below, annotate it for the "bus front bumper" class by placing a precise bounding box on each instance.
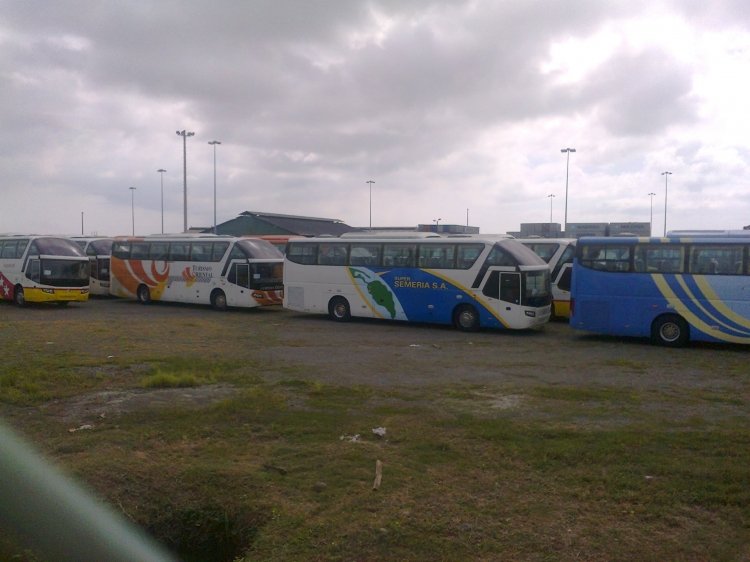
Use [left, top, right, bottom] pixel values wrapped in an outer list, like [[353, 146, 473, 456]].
[[25, 287, 90, 303]]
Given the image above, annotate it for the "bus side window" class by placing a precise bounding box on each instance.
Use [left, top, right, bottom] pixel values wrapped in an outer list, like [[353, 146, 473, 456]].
[[557, 266, 572, 292], [482, 271, 500, 299], [1, 241, 17, 259]]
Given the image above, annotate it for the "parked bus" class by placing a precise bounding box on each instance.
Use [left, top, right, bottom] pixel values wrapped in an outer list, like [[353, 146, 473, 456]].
[[570, 236, 750, 346], [0, 235, 89, 306], [518, 238, 576, 319], [73, 237, 113, 296], [110, 235, 284, 309], [283, 236, 551, 331]]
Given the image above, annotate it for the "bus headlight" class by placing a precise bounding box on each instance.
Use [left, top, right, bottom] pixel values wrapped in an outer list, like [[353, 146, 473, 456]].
[[42, 288, 55, 294], [525, 310, 536, 317]]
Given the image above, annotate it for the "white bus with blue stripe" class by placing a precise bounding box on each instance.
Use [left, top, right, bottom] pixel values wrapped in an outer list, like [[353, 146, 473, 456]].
[[283, 236, 551, 331]]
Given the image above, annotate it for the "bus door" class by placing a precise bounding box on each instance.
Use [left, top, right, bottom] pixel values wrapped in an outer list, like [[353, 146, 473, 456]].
[[27, 258, 40, 283], [228, 262, 250, 289], [481, 270, 521, 314]]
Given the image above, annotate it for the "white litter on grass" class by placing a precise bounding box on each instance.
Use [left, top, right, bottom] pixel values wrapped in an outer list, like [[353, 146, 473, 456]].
[[409, 344, 421, 348], [371, 427, 387, 438], [68, 424, 93, 433], [339, 434, 361, 442]]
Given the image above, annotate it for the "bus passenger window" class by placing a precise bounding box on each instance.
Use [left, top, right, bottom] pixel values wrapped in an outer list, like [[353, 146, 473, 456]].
[[457, 244, 483, 269]]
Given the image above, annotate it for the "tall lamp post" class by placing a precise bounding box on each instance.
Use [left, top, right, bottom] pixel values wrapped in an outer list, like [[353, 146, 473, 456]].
[[176, 130, 195, 232], [561, 148, 576, 234], [547, 193, 555, 226], [661, 171, 672, 236], [129, 186, 136, 236], [433, 218, 441, 232], [648, 192, 656, 236], [366, 180, 375, 228], [157, 169, 166, 234], [208, 141, 221, 234]]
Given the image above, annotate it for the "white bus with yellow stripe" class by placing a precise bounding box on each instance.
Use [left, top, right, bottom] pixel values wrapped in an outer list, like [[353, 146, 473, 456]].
[[0, 235, 89, 306], [283, 235, 551, 331]]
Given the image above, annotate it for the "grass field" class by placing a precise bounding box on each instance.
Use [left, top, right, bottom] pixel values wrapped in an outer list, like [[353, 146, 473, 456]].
[[1, 301, 749, 561]]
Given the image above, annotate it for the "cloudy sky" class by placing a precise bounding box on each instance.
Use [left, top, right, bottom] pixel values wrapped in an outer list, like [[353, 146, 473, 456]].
[[2, 1, 749, 237]]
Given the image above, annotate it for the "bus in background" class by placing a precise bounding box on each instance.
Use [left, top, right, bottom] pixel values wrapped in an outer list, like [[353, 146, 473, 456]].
[[570, 236, 750, 346], [0, 235, 89, 306], [667, 230, 750, 237], [283, 236, 551, 331], [73, 237, 113, 296], [518, 238, 576, 319], [110, 235, 284, 310]]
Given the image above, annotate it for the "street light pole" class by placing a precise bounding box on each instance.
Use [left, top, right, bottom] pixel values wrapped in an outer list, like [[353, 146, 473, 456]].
[[648, 192, 656, 236], [208, 141, 221, 234], [661, 171, 672, 236], [157, 169, 166, 234], [129, 187, 136, 236], [433, 218, 441, 232], [547, 194, 555, 226], [561, 148, 576, 234], [366, 180, 375, 228], [176, 130, 195, 232]]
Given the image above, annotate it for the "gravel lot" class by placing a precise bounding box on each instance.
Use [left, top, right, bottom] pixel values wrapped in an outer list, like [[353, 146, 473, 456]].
[[4, 297, 748, 397]]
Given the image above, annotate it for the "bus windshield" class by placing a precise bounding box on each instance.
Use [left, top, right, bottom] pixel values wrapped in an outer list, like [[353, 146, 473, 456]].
[[236, 239, 284, 260], [39, 259, 89, 287], [31, 238, 86, 257]]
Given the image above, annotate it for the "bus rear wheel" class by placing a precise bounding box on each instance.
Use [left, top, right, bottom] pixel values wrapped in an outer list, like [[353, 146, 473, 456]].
[[453, 304, 480, 332], [328, 296, 351, 322], [137, 285, 151, 304], [211, 289, 227, 311], [651, 314, 689, 347], [13, 286, 25, 307]]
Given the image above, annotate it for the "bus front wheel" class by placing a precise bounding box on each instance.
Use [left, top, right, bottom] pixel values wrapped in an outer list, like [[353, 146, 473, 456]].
[[13, 286, 25, 307], [328, 296, 351, 322], [651, 314, 689, 347], [211, 290, 227, 311], [137, 285, 151, 304], [453, 304, 480, 332]]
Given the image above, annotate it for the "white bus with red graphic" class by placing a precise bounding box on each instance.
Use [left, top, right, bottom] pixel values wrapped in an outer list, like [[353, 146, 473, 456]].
[[0, 235, 90, 306], [109, 235, 283, 309]]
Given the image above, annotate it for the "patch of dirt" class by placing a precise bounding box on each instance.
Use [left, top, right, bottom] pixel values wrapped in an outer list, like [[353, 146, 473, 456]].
[[41, 384, 237, 426]]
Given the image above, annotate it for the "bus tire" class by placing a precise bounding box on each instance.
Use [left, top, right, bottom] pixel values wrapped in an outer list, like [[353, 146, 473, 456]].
[[328, 296, 351, 322], [211, 289, 227, 311], [13, 286, 26, 307], [136, 284, 151, 304], [651, 314, 689, 347], [453, 304, 480, 332]]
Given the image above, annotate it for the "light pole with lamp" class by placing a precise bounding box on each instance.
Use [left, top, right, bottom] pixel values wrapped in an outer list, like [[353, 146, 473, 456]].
[[561, 148, 576, 234], [661, 171, 672, 236], [547, 193, 555, 226], [129, 187, 136, 236], [157, 169, 166, 234], [433, 218, 441, 232], [366, 180, 375, 228], [648, 192, 656, 236], [176, 130, 195, 232], [208, 141, 221, 234]]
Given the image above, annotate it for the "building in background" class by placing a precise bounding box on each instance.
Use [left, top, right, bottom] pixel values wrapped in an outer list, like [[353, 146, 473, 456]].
[[508, 222, 649, 238], [207, 211, 354, 237]]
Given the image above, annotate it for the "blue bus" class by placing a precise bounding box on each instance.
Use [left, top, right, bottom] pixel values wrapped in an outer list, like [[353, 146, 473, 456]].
[[570, 236, 750, 346], [283, 235, 551, 331]]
